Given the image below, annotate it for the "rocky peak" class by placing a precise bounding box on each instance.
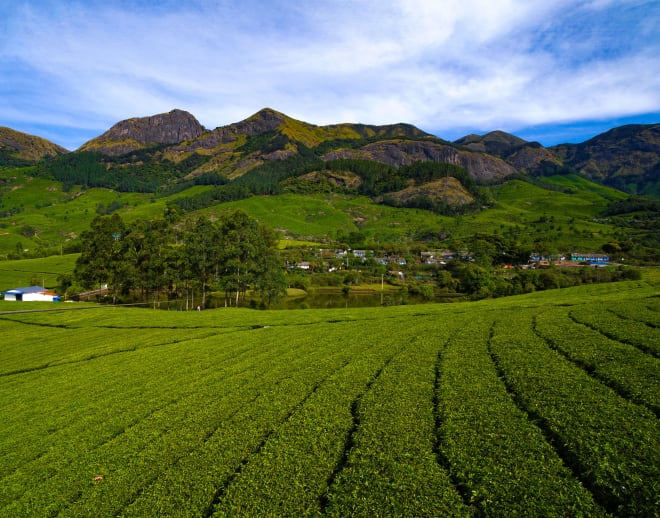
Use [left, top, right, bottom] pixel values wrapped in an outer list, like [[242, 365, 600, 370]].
[[228, 108, 288, 136], [455, 130, 528, 158], [80, 109, 206, 155]]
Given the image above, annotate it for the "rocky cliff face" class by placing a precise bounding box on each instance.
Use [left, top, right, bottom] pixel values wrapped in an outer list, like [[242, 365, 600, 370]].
[[323, 140, 517, 180], [229, 107, 287, 136], [455, 131, 558, 173], [79, 109, 206, 155]]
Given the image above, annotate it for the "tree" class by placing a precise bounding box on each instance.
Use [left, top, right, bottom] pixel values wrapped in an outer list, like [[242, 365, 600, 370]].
[[73, 209, 286, 309], [126, 217, 177, 308], [183, 217, 221, 308], [459, 264, 495, 299], [253, 251, 287, 307], [74, 213, 129, 303], [216, 210, 285, 307], [57, 273, 73, 294]]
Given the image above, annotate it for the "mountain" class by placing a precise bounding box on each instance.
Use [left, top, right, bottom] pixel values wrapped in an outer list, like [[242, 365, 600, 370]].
[[4, 109, 659, 200], [455, 131, 563, 174], [0, 127, 67, 165], [79, 109, 206, 155], [550, 124, 660, 197], [456, 124, 660, 196], [84, 107, 515, 183], [455, 130, 528, 155]]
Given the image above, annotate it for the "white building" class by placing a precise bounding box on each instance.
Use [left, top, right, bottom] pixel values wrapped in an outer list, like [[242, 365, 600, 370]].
[[2, 286, 60, 302]]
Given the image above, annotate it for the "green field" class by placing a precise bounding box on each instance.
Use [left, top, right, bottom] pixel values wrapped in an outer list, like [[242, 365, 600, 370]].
[[0, 255, 78, 289], [0, 280, 658, 516], [0, 166, 633, 258]]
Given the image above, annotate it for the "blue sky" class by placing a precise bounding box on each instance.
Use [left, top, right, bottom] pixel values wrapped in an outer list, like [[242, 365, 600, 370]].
[[1, 0, 659, 150]]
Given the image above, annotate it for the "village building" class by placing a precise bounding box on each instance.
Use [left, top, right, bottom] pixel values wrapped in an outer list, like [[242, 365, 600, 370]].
[[570, 252, 610, 265], [2, 286, 60, 302], [420, 251, 448, 265]]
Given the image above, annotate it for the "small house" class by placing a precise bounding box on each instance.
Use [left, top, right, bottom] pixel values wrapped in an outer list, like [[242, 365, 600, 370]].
[[2, 286, 60, 302], [420, 251, 436, 264], [570, 252, 610, 265]]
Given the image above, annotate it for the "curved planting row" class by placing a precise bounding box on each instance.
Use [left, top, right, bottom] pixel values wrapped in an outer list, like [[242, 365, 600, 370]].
[[534, 306, 660, 415], [490, 310, 659, 517], [606, 297, 660, 328], [323, 317, 468, 517], [0, 317, 220, 376], [437, 313, 602, 516], [569, 302, 660, 357]]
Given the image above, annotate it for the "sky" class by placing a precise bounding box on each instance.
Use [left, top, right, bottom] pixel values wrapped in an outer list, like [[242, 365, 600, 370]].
[[1, 0, 659, 151]]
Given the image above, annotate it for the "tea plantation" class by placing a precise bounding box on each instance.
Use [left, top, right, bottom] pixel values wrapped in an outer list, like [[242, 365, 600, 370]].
[[0, 280, 658, 516]]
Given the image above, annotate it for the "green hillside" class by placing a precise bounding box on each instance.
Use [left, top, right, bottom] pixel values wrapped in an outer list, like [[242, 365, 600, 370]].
[[2, 162, 652, 263], [0, 254, 77, 289], [0, 127, 67, 165], [0, 281, 657, 516], [0, 165, 167, 257]]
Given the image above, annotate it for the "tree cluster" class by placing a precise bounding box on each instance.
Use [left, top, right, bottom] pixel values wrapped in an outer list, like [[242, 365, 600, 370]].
[[432, 261, 641, 300], [73, 209, 287, 308], [172, 157, 484, 216], [37, 149, 213, 193]]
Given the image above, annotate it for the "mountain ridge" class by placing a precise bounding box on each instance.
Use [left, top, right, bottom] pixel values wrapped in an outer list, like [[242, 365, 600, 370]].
[[454, 125, 660, 196], [0, 126, 68, 165], [551, 124, 660, 196], [3, 108, 659, 197]]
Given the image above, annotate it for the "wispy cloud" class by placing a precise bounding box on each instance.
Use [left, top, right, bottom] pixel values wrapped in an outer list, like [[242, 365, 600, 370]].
[[1, 0, 658, 149]]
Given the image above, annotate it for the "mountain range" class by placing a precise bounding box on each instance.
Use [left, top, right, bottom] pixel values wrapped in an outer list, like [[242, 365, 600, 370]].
[[1, 108, 659, 198]]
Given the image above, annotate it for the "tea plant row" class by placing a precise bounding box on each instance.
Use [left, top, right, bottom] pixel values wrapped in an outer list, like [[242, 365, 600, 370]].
[[490, 310, 659, 516], [0, 283, 657, 516]]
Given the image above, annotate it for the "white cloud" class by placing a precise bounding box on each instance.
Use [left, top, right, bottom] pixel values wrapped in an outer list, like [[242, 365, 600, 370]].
[[0, 0, 658, 147]]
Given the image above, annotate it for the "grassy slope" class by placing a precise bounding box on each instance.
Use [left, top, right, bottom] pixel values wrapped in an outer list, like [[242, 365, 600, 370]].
[[212, 193, 358, 240], [205, 175, 629, 249], [474, 176, 627, 249], [0, 165, 637, 257], [0, 167, 163, 255], [0, 255, 78, 290]]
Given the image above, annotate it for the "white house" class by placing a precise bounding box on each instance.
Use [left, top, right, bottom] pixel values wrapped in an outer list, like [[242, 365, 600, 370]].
[[2, 286, 60, 302]]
